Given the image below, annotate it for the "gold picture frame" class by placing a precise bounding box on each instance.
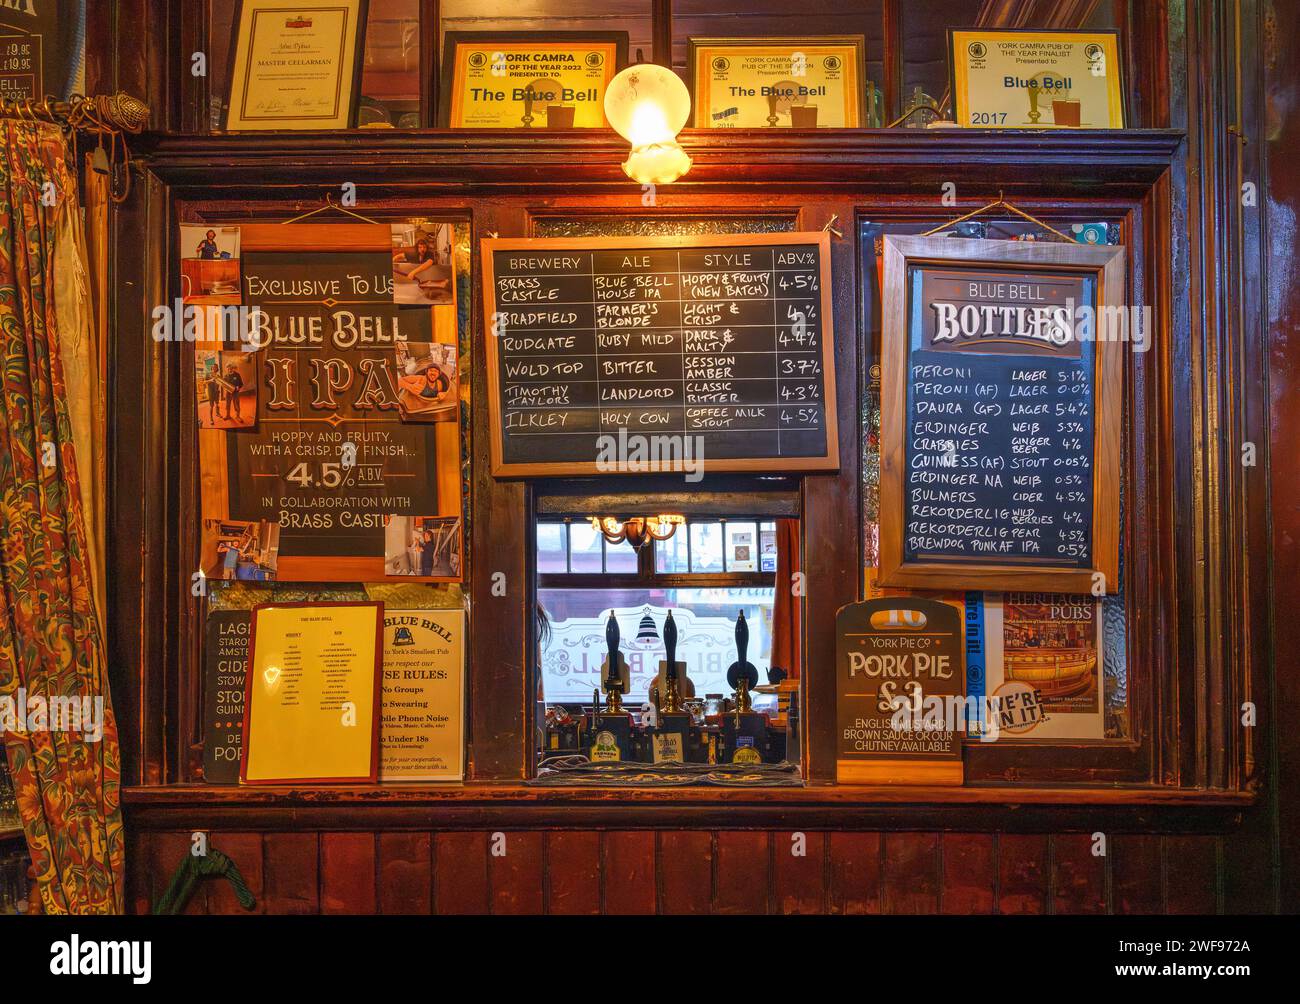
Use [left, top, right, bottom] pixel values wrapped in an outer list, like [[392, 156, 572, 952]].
[[224, 0, 369, 131], [689, 35, 867, 129]]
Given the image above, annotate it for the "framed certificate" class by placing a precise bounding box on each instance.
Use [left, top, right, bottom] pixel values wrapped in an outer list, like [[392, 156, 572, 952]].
[[439, 32, 628, 129], [689, 36, 866, 128], [224, 0, 369, 131], [949, 28, 1125, 129], [240, 601, 384, 784]]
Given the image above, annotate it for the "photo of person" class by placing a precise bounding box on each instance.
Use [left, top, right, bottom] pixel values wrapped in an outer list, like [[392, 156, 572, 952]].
[[196, 350, 257, 429], [390, 222, 455, 305], [204, 519, 280, 581], [384, 515, 462, 578], [180, 224, 241, 305], [394, 339, 458, 421]]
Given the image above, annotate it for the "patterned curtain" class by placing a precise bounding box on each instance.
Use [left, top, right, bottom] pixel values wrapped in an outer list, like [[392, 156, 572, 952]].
[[0, 119, 123, 913]]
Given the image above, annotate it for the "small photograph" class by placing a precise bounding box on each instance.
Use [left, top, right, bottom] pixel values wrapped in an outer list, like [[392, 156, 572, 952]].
[[180, 224, 241, 304], [394, 339, 458, 421], [205, 519, 280, 581], [196, 349, 257, 429], [384, 515, 462, 578], [390, 222, 455, 305]]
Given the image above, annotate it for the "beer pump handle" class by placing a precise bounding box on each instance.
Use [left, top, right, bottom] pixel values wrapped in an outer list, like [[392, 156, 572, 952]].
[[605, 611, 620, 689], [664, 610, 678, 680], [735, 610, 748, 664]]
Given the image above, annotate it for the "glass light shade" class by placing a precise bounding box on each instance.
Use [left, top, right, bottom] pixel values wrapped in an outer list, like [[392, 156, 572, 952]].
[[603, 64, 693, 185]]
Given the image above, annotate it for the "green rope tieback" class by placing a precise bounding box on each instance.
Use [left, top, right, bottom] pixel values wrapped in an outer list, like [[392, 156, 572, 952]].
[[153, 847, 256, 915]]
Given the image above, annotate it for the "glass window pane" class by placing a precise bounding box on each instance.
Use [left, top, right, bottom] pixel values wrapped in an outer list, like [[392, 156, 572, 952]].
[[537, 522, 567, 573], [725, 522, 758, 572], [689, 521, 725, 573], [359, 0, 423, 128], [604, 537, 638, 573], [569, 522, 604, 573], [537, 588, 775, 706], [759, 521, 778, 572], [655, 521, 691, 573]]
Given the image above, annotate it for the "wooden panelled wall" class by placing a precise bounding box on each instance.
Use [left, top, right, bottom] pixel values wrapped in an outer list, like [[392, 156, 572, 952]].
[[94, 0, 1291, 915], [129, 830, 1227, 915]]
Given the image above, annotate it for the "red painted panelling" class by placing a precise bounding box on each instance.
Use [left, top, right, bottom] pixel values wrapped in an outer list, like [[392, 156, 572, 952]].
[[546, 832, 601, 915], [1112, 834, 1163, 915], [489, 831, 544, 915], [206, 832, 263, 914], [828, 831, 882, 914], [659, 831, 712, 915], [942, 834, 996, 914], [127, 826, 1240, 915], [602, 831, 656, 915], [883, 833, 940, 914], [1164, 835, 1218, 914], [434, 832, 489, 914], [1052, 834, 1106, 914], [998, 834, 1048, 915], [773, 830, 825, 914], [262, 833, 319, 915], [321, 833, 376, 914], [378, 833, 432, 915], [714, 832, 769, 915]]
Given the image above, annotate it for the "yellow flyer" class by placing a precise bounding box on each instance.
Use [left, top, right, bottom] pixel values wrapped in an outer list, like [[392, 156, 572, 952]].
[[950, 29, 1124, 129], [691, 39, 863, 128], [379, 609, 466, 781], [442, 36, 622, 128], [242, 602, 383, 783]]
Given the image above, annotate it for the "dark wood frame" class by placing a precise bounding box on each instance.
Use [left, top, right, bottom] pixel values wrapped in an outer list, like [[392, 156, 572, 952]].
[[222, 0, 370, 131], [482, 231, 838, 477], [946, 26, 1127, 130], [437, 30, 629, 129], [686, 34, 869, 128], [878, 235, 1124, 594]]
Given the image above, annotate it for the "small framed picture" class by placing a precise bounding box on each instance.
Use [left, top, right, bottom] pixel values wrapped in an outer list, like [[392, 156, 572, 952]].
[[948, 28, 1125, 129], [224, 0, 369, 131], [438, 31, 628, 128], [689, 35, 867, 128]]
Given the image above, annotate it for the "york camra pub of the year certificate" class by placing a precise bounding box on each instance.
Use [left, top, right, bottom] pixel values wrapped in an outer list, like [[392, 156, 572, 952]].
[[225, 0, 366, 130], [241, 601, 383, 784], [442, 36, 622, 128], [691, 38, 864, 128], [379, 609, 465, 781], [950, 29, 1124, 129]]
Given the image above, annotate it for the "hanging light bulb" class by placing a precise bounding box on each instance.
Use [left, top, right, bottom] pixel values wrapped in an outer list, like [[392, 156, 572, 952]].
[[603, 63, 693, 185]]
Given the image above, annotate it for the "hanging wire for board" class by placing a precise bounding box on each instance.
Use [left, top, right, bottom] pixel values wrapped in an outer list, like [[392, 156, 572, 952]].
[[280, 193, 381, 225], [920, 192, 1074, 243]]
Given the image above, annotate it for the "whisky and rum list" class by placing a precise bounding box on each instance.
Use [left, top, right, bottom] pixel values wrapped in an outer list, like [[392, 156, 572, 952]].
[[483, 235, 838, 475]]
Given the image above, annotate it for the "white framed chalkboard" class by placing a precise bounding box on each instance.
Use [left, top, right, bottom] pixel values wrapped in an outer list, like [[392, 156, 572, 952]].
[[879, 235, 1124, 594], [482, 232, 838, 477]]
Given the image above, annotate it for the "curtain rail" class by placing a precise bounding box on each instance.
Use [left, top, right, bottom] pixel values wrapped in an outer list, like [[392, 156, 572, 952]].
[[0, 93, 148, 135]]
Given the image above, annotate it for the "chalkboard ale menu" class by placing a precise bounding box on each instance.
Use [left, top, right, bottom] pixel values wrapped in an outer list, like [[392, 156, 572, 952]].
[[482, 233, 838, 476], [880, 236, 1123, 594]]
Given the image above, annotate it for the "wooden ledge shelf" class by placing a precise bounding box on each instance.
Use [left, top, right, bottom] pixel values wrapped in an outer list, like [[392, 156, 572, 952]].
[[134, 128, 1183, 193], [122, 782, 1251, 834]]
